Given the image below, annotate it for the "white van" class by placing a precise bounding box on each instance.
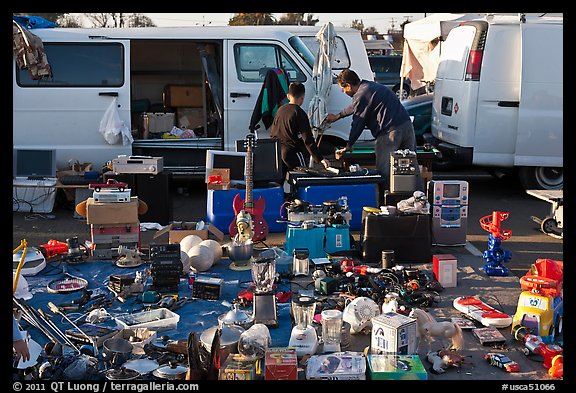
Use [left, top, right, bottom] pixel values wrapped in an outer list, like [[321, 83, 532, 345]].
[[431, 14, 563, 189], [13, 25, 374, 176]]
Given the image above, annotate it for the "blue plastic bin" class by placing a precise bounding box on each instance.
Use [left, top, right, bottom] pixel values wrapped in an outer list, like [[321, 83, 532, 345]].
[[207, 186, 287, 235], [296, 183, 379, 230]]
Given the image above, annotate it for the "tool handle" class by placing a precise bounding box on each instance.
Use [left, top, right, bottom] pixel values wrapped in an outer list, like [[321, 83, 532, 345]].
[[47, 302, 60, 314]]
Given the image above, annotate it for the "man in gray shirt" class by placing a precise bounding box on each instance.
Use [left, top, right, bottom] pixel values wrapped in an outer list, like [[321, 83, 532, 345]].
[[326, 69, 423, 193]]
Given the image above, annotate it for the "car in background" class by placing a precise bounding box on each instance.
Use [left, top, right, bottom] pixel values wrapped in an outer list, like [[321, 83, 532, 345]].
[[368, 55, 411, 100], [401, 93, 433, 146]]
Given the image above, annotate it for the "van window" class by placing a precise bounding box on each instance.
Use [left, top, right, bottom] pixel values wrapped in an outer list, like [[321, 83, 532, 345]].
[[437, 26, 477, 81], [16, 43, 124, 87], [298, 36, 351, 69], [233, 44, 306, 83]]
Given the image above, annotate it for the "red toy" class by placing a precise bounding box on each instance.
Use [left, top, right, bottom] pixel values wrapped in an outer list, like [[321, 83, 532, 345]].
[[547, 355, 563, 378], [513, 325, 563, 370], [38, 239, 69, 258], [89, 178, 127, 192]]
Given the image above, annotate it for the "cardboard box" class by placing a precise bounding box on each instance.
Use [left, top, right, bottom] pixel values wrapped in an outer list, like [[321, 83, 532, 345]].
[[86, 197, 139, 225], [153, 221, 224, 243], [367, 354, 428, 380], [264, 347, 298, 380], [177, 107, 204, 129], [306, 351, 366, 380], [219, 354, 256, 380], [207, 168, 230, 191], [433, 253, 458, 288], [371, 312, 418, 355], [163, 85, 203, 107]]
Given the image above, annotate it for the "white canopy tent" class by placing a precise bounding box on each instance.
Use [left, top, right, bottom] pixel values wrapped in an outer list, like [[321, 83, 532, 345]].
[[400, 13, 483, 94]]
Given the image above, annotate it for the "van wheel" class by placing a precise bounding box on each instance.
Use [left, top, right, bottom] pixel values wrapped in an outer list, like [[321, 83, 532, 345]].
[[518, 166, 563, 190]]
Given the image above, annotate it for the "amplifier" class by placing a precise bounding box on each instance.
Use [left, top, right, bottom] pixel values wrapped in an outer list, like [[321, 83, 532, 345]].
[[150, 253, 183, 290], [112, 155, 164, 175], [390, 149, 418, 193], [93, 189, 132, 203], [150, 244, 181, 260], [192, 276, 224, 300]]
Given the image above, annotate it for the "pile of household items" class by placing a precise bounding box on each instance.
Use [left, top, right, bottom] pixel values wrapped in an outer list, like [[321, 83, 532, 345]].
[[12, 150, 562, 381]]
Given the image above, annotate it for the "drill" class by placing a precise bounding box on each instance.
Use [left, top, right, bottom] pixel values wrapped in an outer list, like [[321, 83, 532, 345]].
[[512, 325, 563, 370]]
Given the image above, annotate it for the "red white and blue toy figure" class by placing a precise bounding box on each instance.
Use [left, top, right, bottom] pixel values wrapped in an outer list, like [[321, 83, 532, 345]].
[[479, 211, 512, 276]]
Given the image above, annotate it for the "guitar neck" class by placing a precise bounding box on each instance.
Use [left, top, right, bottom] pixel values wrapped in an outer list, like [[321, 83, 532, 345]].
[[244, 143, 253, 210]]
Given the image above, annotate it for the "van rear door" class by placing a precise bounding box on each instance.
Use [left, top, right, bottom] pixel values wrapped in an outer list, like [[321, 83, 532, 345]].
[[13, 34, 131, 170], [432, 24, 480, 151], [514, 22, 563, 167]]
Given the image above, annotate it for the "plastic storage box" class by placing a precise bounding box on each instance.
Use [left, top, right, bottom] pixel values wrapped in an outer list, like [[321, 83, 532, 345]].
[[13, 178, 57, 213], [113, 308, 180, 332], [296, 183, 378, 231]]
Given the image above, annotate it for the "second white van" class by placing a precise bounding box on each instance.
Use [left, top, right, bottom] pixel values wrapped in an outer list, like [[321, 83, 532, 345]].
[[431, 14, 563, 190]]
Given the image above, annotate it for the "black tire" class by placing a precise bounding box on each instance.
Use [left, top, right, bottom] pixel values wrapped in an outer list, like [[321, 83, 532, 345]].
[[393, 85, 410, 101], [541, 217, 558, 235], [518, 166, 563, 190]]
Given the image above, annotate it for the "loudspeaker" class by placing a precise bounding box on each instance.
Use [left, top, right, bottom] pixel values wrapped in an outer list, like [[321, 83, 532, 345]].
[[135, 172, 173, 225]]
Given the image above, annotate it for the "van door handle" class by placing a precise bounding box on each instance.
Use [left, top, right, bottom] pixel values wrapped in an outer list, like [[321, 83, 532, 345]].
[[99, 92, 119, 97], [498, 101, 519, 107], [230, 92, 250, 98]]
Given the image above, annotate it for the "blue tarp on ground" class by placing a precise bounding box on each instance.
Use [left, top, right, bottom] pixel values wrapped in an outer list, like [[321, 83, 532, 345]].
[[19, 257, 293, 349]]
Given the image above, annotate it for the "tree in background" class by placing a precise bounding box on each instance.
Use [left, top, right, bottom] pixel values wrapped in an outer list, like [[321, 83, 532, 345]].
[[276, 13, 319, 26], [84, 13, 155, 28], [57, 14, 83, 27], [229, 13, 276, 26], [350, 19, 379, 36]]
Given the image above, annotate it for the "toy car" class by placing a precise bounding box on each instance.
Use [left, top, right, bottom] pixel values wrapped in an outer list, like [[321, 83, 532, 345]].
[[89, 179, 127, 192], [484, 352, 520, 373]]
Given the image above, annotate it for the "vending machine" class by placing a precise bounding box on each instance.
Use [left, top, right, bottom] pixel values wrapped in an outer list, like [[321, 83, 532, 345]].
[[427, 180, 469, 246]]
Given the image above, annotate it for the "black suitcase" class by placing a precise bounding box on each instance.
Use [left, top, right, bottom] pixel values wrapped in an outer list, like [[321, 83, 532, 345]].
[[361, 213, 432, 265]]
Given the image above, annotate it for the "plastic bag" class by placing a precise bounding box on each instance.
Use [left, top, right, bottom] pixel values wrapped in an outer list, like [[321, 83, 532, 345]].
[[99, 98, 134, 146]]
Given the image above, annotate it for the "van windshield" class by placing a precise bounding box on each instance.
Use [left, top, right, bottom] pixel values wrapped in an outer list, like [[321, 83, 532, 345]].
[[288, 36, 315, 69]]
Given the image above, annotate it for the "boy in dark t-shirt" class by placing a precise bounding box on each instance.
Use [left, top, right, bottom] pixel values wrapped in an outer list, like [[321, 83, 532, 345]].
[[270, 82, 330, 180]]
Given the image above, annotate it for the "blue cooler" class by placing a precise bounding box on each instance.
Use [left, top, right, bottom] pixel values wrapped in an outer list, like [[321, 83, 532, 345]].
[[297, 183, 378, 231], [284, 224, 351, 259], [207, 185, 286, 234]]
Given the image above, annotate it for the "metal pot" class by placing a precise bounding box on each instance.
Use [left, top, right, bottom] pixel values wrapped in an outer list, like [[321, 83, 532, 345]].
[[152, 361, 188, 380], [227, 242, 253, 262], [200, 324, 244, 361], [102, 338, 133, 367], [105, 367, 140, 381]]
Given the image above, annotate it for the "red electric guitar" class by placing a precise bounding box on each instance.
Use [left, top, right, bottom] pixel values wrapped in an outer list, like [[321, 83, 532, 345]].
[[228, 134, 268, 242]]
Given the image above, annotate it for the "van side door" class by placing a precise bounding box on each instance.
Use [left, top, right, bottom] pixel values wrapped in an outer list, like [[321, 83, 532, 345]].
[[13, 37, 131, 170], [515, 22, 563, 167], [225, 39, 311, 151]]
